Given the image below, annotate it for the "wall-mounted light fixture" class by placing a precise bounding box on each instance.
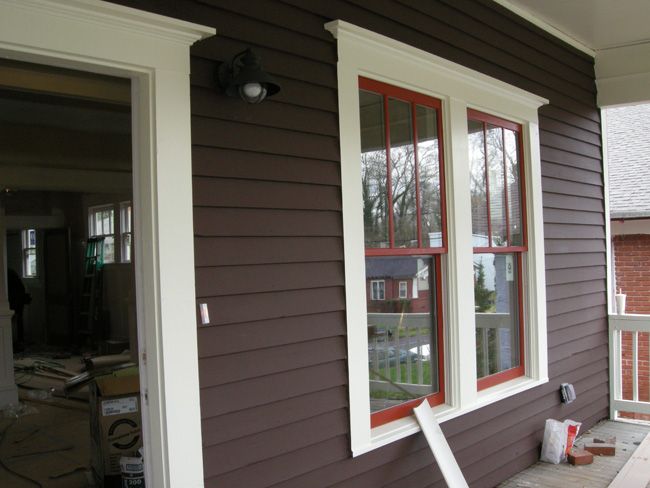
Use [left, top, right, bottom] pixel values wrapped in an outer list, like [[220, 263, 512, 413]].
[[217, 48, 280, 104]]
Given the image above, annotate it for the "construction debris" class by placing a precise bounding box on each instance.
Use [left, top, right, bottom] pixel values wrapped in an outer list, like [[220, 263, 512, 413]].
[[568, 447, 594, 465], [584, 442, 616, 456]]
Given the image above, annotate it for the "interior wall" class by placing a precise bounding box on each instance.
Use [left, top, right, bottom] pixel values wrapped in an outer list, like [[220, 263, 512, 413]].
[[4, 191, 134, 347], [6, 230, 46, 344]]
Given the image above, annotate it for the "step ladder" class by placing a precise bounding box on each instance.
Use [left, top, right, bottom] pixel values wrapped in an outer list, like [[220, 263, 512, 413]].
[[79, 237, 105, 345]]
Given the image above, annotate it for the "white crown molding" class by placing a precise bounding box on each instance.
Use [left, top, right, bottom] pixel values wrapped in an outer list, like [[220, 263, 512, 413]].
[[2, 0, 215, 45], [325, 20, 548, 112]]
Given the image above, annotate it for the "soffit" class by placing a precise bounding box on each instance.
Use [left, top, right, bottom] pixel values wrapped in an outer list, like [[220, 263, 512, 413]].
[[504, 0, 650, 51]]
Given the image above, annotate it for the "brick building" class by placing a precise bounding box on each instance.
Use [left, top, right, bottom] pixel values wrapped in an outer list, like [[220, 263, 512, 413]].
[[608, 104, 650, 414]]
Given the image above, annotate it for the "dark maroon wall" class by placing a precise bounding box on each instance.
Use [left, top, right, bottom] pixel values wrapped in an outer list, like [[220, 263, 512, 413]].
[[110, 1, 607, 486]]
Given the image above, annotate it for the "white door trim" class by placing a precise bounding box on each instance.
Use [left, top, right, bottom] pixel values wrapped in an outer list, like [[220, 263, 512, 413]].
[[0, 1, 215, 487]]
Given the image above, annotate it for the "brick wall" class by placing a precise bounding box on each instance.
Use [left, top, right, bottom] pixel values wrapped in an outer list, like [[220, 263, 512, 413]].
[[613, 234, 650, 419], [613, 234, 650, 313]]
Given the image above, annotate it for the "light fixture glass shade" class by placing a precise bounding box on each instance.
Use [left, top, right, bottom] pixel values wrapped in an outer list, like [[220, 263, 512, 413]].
[[239, 82, 267, 103]]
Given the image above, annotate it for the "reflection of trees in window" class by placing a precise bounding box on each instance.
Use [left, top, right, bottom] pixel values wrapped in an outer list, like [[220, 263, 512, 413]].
[[361, 149, 388, 247], [468, 119, 522, 248], [473, 260, 493, 312], [360, 91, 443, 250]]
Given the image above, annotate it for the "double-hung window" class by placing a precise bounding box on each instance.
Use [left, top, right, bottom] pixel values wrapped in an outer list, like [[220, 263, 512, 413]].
[[89, 205, 115, 264], [22, 229, 37, 278], [327, 20, 548, 456], [360, 78, 446, 427], [468, 110, 526, 390]]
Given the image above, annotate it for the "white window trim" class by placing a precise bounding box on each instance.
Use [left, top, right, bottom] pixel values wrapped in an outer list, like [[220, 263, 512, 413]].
[[0, 1, 215, 486], [370, 279, 385, 300], [398, 281, 408, 299], [325, 20, 549, 456]]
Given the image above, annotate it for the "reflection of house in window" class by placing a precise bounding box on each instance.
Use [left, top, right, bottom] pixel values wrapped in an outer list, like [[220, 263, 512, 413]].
[[366, 257, 431, 313]]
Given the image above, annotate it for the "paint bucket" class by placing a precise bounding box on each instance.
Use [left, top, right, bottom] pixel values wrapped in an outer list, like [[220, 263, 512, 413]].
[[120, 449, 144, 488]]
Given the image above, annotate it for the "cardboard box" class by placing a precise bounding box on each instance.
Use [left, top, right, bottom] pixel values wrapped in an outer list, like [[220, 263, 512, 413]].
[[89, 367, 142, 487]]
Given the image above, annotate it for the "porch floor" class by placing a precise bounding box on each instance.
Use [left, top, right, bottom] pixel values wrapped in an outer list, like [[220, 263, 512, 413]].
[[499, 420, 650, 488]]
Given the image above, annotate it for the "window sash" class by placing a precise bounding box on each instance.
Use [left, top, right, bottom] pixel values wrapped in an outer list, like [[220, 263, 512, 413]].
[[360, 78, 447, 426], [468, 109, 527, 253], [360, 77, 447, 253], [89, 205, 116, 263]]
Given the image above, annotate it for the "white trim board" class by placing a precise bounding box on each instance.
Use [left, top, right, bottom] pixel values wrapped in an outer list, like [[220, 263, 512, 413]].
[[326, 19, 548, 457], [608, 431, 650, 488], [414, 401, 469, 488], [0, 1, 215, 487]]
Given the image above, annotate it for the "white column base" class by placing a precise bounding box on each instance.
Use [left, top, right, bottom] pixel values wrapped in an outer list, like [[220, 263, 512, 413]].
[[0, 308, 18, 408]]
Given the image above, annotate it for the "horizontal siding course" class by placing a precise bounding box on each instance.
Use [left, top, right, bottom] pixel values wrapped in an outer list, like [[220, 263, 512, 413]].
[[199, 336, 346, 387], [201, 386, 348, 445], [192, 176, 340, 210], [203, 409, 349, 478], [200, 360, 348, 417], [546, 279, 605, 301], [109, 0, 608, 486], [194, 236, 343, 266], [192, 147, 340, 185], [197, 311, 346, 357], [197, 287, 345, 326], [194, 207, 343, 237]]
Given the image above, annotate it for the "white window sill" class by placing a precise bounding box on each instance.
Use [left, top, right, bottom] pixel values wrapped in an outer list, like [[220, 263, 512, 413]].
[[354, 376, 549, 457]]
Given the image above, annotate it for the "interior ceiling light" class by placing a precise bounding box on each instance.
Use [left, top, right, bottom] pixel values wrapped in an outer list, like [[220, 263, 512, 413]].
[[217, 48, 280, 104]]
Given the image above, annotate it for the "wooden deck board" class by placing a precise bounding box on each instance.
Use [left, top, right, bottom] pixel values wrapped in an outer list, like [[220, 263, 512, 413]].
[[499, 420, 650, 488]]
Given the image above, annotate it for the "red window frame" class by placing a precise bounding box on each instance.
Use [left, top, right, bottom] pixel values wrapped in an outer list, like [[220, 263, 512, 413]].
[[468, 108, 527, 391], [360, 77, 446, 427]]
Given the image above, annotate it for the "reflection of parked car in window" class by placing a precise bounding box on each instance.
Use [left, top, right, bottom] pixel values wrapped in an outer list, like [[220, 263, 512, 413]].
[[368, 346, 421, 368]]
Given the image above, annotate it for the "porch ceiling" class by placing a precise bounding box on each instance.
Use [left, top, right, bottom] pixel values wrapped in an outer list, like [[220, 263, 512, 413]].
[[496, 0, 650, 107]]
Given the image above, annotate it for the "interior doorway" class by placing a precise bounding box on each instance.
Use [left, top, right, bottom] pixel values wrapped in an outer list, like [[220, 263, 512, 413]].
[[0, 59, 144, 487]]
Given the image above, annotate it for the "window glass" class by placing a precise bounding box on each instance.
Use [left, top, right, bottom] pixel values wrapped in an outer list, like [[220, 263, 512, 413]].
[[399, 281, 408, 299], [366, 256, 439, 413], [359, 78, 446, 427], [360, 90, 389, 248], [505, 129, 523, 246], [416, 105, 442, 248], [121, 202, 132, 262], [468, 119, 488, 247], [486, 124, 507, 247], [474, 253, 520, 378], [370, 280, 385, 301], [388, 98, 417, 248], [22, 229, 37, 278], [89, 206, 116, 264]]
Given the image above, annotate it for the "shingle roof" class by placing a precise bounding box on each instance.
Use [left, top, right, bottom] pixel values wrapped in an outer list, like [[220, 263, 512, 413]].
[[365, 257, 419, 279], [607, 104, 650, 219]]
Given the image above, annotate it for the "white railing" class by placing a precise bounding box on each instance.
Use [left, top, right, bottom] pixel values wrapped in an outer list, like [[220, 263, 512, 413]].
[[609, 314, 650, 419], [368, 313, 431, 397], [366, 312, 513, 395]]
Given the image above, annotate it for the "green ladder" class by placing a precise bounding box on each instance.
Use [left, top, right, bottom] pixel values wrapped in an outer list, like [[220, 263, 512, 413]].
[[79, 237, 105, 345]]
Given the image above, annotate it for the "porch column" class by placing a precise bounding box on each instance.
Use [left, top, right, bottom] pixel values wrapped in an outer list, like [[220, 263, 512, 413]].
[[0, 204, 18, 407]]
